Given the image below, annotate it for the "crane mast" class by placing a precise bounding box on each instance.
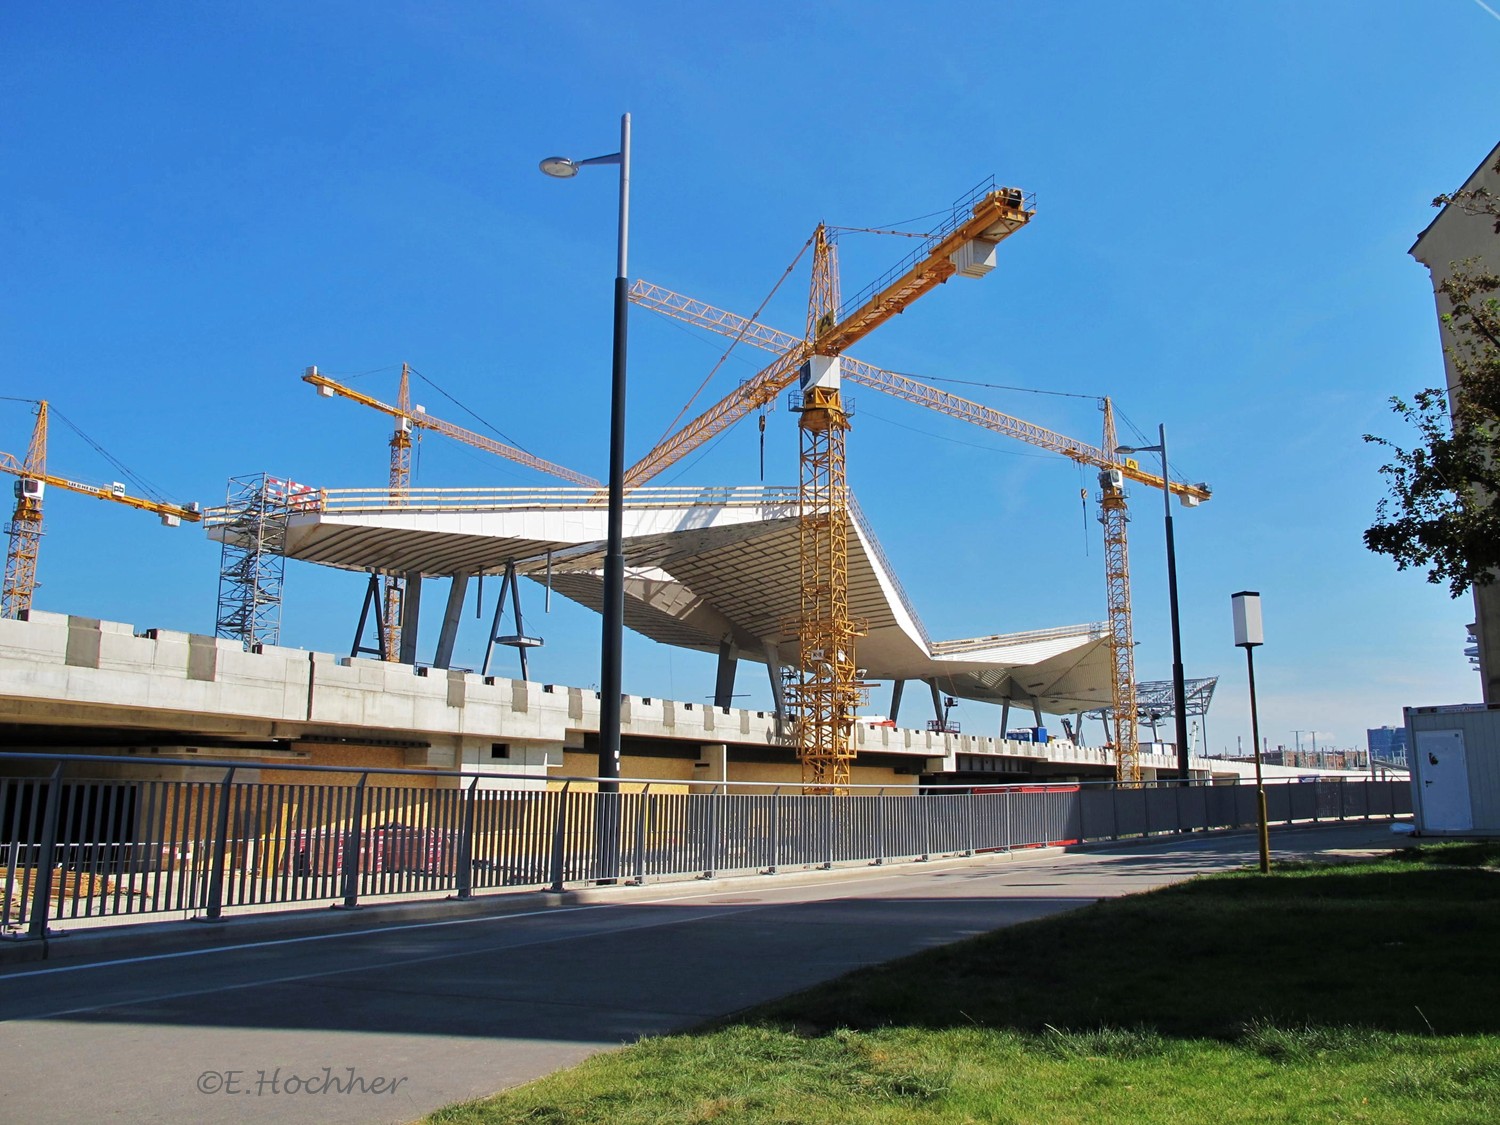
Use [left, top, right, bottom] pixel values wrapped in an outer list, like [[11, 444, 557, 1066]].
[[2, 401, 47, 619], [383, 364, 414, 661], [1098, 399, 1140, 783], [789, 228, 866, 792]]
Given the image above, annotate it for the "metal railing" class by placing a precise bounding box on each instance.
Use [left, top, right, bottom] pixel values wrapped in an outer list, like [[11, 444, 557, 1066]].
[[1, 754, 1412, 939], [204, 485, 803, 523]]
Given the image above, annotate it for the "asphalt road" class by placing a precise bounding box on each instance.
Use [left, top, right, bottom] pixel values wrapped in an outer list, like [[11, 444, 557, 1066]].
[[0, 822, 1405, 1124]]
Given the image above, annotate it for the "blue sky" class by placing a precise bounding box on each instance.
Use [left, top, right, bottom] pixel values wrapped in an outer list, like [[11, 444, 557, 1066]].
[[2, 1, 1497, 755]]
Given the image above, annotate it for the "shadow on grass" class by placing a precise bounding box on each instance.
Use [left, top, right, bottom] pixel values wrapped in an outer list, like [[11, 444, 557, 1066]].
[[728, 849, 1500, 1042]]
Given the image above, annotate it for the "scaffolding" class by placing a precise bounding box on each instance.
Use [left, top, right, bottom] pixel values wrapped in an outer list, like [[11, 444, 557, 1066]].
[[1083, 676, 1219, 755], [213, 474, 291, 649]]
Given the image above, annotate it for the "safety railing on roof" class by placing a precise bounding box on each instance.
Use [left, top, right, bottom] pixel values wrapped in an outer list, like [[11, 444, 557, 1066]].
[[931, 622, 1111, 656], [834, 177, 1038, 326], [847, 495, 932, 649], [203, 485, 804, 523]]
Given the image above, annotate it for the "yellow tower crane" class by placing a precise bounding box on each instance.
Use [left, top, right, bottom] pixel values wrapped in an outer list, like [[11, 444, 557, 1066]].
[[2, 400, 202, 620], [301, 365, 600, 660], [626, 284, 1211, 783], [624, 182, 1035, 791]]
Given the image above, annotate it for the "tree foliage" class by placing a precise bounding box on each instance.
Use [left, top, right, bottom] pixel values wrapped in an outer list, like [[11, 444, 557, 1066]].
[[1365, 160, 1500, 597]]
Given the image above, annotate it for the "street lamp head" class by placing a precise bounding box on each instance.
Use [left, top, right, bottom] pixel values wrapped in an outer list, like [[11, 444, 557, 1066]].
[[1115, 444, 1161, 455], [539, 156, 579, 178]]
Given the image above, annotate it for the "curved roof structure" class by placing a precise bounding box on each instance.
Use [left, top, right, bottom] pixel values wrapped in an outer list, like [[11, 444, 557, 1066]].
[[209, 484, 1114, 717]]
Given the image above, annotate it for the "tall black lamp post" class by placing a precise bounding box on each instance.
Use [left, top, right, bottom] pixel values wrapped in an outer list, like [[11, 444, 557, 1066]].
[[1117, 424, 1191, 782], [1232, 590, 1271, 873], [540, 114, 631, 793]]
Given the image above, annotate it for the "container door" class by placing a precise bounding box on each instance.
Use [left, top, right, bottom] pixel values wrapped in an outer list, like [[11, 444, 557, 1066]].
[[1416, 728, 1472, 832]]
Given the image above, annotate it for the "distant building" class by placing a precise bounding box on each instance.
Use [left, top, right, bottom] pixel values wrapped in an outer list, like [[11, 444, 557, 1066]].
[[1409, 140, 1500, 704], [1367, 725, 1409, 767]]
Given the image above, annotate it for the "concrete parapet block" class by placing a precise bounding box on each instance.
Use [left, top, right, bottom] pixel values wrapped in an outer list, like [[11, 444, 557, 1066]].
[[446, 670, 466, 709], [64, 616, 102, 669], [0, 611, 68, 665], [186, 630, 219, 684], [510, 679, 529, 714]]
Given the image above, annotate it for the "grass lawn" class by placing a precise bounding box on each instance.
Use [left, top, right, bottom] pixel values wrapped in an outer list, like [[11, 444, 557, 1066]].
[[428, 841, 1500, 1124]]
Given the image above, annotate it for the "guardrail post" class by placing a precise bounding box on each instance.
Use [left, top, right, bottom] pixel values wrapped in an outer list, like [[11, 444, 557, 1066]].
[[339, 774, 368, 909], [455, 777, 479, 900], [632, 783, 651, 885], [1174, 783, 1184, 836], [874, 789, 886, 866], [1077, 785, 1087, 844], [920, 793, 932, 862], [548, 781, 571, 893], [767, 788, 781, 875], [822, 794, 834, 870], [964, 789, 975, 856], [712, 789, 723, 878], [1004, 787, 1013, 852], [27, 764, 65, 941], [201, 766, 238, 921]]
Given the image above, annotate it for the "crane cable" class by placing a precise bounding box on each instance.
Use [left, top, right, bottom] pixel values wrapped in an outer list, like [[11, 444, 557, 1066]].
[[647, 231, 818, 450]]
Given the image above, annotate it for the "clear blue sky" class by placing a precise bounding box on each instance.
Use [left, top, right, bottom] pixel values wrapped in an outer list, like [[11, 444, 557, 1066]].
[[3, 2, 1497, 755]]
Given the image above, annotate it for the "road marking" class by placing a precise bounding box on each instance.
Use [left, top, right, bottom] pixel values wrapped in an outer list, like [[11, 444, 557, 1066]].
[[1, 861, 1023, 983], [8, 901, 766, 1021]]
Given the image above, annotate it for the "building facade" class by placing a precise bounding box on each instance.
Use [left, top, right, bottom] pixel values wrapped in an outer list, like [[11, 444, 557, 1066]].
[[1408, 140, 1500, 704]]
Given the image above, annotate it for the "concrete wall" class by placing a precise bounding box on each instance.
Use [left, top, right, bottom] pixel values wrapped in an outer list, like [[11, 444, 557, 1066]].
[[0, 611, 1138, 784]]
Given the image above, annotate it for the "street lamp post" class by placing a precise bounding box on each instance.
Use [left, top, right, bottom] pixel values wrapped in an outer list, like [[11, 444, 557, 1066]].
[[1232, 591, 1271, 874], [1116, 424, 1191, 783], [540, 113, 631, 794]]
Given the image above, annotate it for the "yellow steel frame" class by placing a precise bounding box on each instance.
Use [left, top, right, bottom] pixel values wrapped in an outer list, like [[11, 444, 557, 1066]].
[[302, 370, 599, 487], [1100, 399, 1140, 783], [628, 288, 1208, 784], [382, 364, 413, 661], [788, 386, 866, 792], [2, 400, 200, 620], [2, 400, 47, 620], [622, 187, 1034, 490]]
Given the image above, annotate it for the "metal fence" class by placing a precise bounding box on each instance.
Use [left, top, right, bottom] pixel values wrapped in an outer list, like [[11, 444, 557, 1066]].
[[1, 755, 1412, 940]]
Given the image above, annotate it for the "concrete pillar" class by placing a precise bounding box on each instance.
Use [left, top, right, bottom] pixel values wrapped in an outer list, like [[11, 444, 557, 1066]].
[[927, 679, 943, 724], [889, 679, 906, 724], [1031, 695, 1044, 727], [398, 571, 423, 665], [714, 639, 738, 708], [1000, 699, 1011, 738], [763, 640, 787, 726], [432, 572, 471, 670]]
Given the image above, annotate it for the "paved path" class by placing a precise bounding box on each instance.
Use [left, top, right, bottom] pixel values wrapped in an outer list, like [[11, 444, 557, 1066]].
[[0, 822, 1404, 1124]]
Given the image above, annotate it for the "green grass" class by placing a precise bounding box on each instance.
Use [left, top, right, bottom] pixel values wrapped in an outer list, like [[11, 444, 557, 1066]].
[[428, 842, 1500, 1124]]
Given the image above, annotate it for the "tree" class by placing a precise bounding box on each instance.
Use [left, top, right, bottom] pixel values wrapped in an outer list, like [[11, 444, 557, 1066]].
[[1365, 160, 1500, 597]]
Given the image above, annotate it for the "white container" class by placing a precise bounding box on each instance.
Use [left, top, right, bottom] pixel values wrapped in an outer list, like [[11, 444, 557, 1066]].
[[1405, 703, 1500, 835]]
